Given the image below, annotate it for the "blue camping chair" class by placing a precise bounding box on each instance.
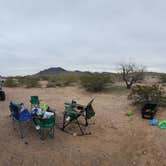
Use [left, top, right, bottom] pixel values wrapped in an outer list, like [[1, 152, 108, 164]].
[[9, 102, 33, 138]]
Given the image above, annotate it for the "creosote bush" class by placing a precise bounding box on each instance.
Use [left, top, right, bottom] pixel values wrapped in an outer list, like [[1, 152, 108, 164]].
[[17, 76, 40, 88], [160, 74, 166, 83], [128, 85, 166, 106], [80, 74, 111, 92], [4, 78, 18, 87], [54, 74, 79, 86], [44, 74, 80, 87]]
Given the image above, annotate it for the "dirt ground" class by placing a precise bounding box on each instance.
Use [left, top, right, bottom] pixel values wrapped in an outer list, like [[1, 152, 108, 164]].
[[0, 86, 166, 166]]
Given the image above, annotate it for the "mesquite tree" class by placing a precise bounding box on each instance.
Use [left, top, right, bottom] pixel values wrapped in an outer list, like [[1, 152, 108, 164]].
[[120, 63, 145, 89]]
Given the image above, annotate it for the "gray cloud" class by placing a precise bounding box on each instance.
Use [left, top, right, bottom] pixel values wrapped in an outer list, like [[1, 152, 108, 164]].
[[0, 0, 166, 75]]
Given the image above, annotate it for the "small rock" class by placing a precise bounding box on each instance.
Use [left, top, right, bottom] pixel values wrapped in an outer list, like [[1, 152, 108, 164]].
[[143, 150, 147, 155], [73, 133, 77, 137], [132, 161, 136, 165]]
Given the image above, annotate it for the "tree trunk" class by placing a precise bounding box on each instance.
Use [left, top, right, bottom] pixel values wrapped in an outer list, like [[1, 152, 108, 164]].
[[126, 83, 132, 89]]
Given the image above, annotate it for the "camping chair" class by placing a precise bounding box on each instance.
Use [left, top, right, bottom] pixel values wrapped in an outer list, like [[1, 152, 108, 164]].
[[0, 90, 5, 101], [9, 102, 33, 138], [77, 99, 95, 126], [141, 103, 158, 120], [33, 112, 56, 140], [30, 96, 40, 109], [62, 99, 95, 135]]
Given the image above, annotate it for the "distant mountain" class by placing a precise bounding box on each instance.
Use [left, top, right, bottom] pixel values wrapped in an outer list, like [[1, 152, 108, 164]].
[[35, 67, 165, 76], [144, 72, 163, 76], [35, 67, 115, 76], [36, 67, 68, 76]]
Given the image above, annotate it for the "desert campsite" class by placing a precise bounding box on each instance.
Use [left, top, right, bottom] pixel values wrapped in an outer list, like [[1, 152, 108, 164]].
[[0, 71, 166, 166], [0, 1, 166, 165]]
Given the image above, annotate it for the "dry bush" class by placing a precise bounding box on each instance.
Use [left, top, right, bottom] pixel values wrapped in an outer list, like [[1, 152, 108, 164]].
[[128, 85, 166, 106], [160, 74, 166, 83], [4, 78, 18, 87], [80, 74, 111, 92]]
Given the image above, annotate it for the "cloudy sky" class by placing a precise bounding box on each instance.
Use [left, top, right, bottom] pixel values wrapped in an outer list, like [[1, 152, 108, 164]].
[[0, 0, 165, 76]]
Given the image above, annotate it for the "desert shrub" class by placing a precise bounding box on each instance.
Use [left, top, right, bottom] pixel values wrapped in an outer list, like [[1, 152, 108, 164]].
[[39, 76, 53, 82], [17, 76, 40, 88], [80, 74, 111, 92], [160, 74, 166, 83], [4, 78, 18, 87], [45, 74, 80, 87], [47, 81, 56, 88], [57, 74, 79, 86], [128, 85, 166, 106], [25, 77, 40, 88]]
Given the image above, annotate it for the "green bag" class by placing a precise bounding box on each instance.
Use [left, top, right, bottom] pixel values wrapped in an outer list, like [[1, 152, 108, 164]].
[[158, 120, 166, 129], [127, 111, 134, 116]]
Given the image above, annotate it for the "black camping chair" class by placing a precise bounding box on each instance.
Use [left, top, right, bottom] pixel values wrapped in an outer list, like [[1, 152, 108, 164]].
[[141, 103, 158, 120], [77, 99, 95, 126]]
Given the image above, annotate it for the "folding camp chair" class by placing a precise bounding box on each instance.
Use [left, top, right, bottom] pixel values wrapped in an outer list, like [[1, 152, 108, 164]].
[[62, 99, 95, 135], [141, 103, 158, 119], [9, 102, 33, 138], [77, 99, 95, 126], [30, 96, 40, 109], [33, 113, 56, 140]]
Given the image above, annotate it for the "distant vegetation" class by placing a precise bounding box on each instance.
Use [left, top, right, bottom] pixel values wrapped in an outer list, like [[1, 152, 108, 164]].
[[4, 73, 112, 92], [41, 73, 80, 87], [4, 77, 18, 87], [3, 67, 166, 94], [17, 76, 40, 88], [4, 76, 40, 88], [160, 74, 166, 83], [80, 74, 112, 92]]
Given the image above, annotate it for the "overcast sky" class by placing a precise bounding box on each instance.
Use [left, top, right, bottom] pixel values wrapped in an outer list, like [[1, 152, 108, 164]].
[[0, 0, 165, 76]]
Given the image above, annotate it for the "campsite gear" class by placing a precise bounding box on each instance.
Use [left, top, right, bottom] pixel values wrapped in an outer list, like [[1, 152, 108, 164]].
[[0, 80, 5, 101], [43, 111, 54, 119], [0, 90, 5, 101], [41, 103, 49, 112], [0, 80, 2, 90], [33, 111, 56, 140], [62, 99, 95, 135], [141, 103, 158, 120], [32, 106, 54, 119], [30, 96, 40, 108], [158, 120, 166, 129], [150, 119, 158, 126], [32, 107, 43, 116], [127, 111, 134, 116], [36, 125, 40, 130], [9, 102, 33, 138], [76, 99, 95, 126]]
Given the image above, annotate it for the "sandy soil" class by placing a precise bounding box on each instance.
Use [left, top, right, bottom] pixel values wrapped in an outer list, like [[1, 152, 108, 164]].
[[0, 86, 166, 166]]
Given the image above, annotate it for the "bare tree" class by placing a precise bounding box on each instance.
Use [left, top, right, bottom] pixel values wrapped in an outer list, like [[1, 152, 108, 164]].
[[119, 63, 145, 89]]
